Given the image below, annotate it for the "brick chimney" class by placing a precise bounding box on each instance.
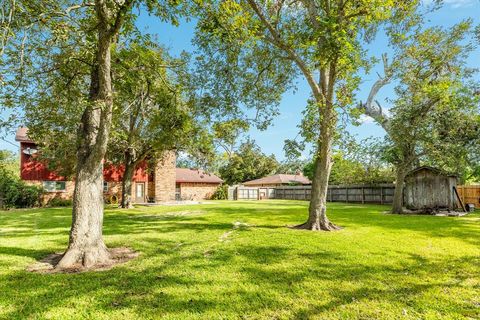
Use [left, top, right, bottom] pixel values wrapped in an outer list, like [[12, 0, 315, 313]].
[[153, 151, 176, 202]]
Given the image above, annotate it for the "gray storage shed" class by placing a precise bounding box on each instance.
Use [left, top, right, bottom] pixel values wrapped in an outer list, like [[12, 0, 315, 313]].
[[403, 166, 458, 211]]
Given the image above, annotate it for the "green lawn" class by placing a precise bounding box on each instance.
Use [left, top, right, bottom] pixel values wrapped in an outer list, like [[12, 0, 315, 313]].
[[0, 201, 479, 320]]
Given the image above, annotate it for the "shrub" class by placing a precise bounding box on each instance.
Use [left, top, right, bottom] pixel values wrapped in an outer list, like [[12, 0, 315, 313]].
[[211, 184, 228, 200], [0, 168, 42, 209], [47, 197, 72, 207]]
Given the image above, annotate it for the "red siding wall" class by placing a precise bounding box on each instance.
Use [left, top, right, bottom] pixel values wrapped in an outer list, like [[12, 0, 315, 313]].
[[20, 142, 148, 182], [103, 161, 148, 182], [20, 142, 66, 181]]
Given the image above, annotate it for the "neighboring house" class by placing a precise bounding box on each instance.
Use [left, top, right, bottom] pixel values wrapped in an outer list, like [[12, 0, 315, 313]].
[[175, 168, 223, 201], [15, 127, 220, 203], [243, 173, 311, 187]]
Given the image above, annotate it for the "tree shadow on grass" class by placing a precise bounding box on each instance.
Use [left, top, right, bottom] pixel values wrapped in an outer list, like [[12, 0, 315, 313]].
[[330, 203, 480, 246], [1, 241, 286, 319], [0, 246, 54, 260], [290, 252, 479, 319], [1, 202, 479, 318], [233, 246, 479, 319], [1, 232, 479, 319]]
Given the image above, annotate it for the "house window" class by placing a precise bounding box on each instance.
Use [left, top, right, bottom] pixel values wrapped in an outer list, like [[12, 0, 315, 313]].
[[103, 182, 109, 193], [43, 181, 66, 192]]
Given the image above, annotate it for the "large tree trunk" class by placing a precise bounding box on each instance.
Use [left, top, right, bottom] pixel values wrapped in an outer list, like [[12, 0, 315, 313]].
[[56, 17, 114, 270], [392, 165, 407, 214], [121, 151, 135, 209], [295, 105, 340, 231]]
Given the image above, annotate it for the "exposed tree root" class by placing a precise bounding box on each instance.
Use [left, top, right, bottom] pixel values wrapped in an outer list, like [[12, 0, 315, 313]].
[[292, 221, 342, 231], [27, 247, 138, 273], [56, 244, 111, 270]]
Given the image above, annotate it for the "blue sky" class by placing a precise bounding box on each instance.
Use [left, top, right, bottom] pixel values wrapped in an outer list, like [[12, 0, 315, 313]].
[[1, 0, 479, 160]]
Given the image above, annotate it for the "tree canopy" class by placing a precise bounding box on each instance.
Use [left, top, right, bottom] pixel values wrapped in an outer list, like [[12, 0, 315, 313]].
[[360, 20, 480, 213], [194, 0, 419, 230], [219, 140, 278, 185]]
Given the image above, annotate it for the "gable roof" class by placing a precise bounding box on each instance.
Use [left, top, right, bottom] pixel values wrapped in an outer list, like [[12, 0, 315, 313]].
[[243, 174, 311, 186], [15, 127, 33, 143], [176, 168, 223, 184], [406, 166, 458, 178]]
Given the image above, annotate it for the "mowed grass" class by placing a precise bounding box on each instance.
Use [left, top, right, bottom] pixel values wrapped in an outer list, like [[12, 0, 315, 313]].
[[0, 201, 479, 320]]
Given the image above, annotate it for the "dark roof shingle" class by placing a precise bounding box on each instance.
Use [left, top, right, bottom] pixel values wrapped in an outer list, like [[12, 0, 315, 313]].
[[243, 174, 311, 186], [176, 168, 223, 184]]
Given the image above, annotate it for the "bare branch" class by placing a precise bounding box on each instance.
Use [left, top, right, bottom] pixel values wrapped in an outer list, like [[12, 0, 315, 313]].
[[359, 53, 393, 130], [65, 3, 95, 15], [0, 0, 15, 56], [301, 0, 320, 30]]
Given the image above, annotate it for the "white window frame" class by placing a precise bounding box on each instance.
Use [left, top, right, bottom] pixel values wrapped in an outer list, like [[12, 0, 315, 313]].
[[103, 181, 109, 193], [42, 181, 66, 192]]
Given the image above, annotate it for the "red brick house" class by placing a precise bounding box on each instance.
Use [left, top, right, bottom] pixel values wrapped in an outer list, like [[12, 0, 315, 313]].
[[15, 128, 222, 204]]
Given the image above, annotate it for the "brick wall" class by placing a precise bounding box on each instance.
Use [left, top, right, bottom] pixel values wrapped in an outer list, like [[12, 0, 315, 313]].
[[179, 182, 220, 200], [104, 181, 122, 203], [27, 180, 150, 206], [154, 151, 176, 202], [25, 180, 75, 206], [104, 181, 149, 204]]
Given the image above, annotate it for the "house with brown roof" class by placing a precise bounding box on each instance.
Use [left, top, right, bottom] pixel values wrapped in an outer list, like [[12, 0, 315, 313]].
[[243, 173, 311, 187], [176, 168, 223, 200], [15, 127, 222, 203]]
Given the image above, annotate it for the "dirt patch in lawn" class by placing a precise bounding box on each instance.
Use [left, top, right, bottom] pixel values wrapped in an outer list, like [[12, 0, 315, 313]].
[[27, 247, 139, 274], [165, 210, 206, 217]]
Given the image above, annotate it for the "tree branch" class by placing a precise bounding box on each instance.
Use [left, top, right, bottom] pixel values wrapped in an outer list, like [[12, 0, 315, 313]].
[[246, 0, 322, 100], [110, 0, 134, 36], [344, 10, 368, 20], [359, 53, 393, 130]]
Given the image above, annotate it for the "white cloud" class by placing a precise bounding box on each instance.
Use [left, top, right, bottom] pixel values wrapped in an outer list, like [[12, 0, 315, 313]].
[[358, 114, 375, 124]]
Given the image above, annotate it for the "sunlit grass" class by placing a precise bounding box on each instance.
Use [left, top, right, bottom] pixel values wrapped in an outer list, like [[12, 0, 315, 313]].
[[0, 200, 479, 319]]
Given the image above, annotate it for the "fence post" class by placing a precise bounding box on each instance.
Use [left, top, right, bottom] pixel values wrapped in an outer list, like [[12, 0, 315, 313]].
[[362, 187, 365, 204], [380, 186, 383, 205], [346, 187, 349, 203]]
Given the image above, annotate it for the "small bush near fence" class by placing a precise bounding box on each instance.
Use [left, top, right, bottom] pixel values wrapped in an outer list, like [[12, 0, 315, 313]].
[[47, 197, 73, 207], [211, 184, 228, 200], [0, 168, 42, 209]]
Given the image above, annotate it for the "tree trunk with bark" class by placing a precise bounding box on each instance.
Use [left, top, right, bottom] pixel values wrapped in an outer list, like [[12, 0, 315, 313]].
[[244, 0, 346, 231], [56, 2, 123, 269], [121, 150, 135, 209], [392, 165, 407, 214], [295, 97, 340, 231]]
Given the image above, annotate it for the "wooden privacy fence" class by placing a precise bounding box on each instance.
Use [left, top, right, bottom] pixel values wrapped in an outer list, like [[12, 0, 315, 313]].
[[234, 187, 259, 200], [457, 185, 480, 208], [231, 184, 396, 204]]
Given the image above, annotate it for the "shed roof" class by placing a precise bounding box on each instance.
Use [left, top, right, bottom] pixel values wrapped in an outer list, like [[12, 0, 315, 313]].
[[406, 166, 457, 177], [176, 168, 223, 184], [243, 174, 311, 186], [15, 127, 33, 143]]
